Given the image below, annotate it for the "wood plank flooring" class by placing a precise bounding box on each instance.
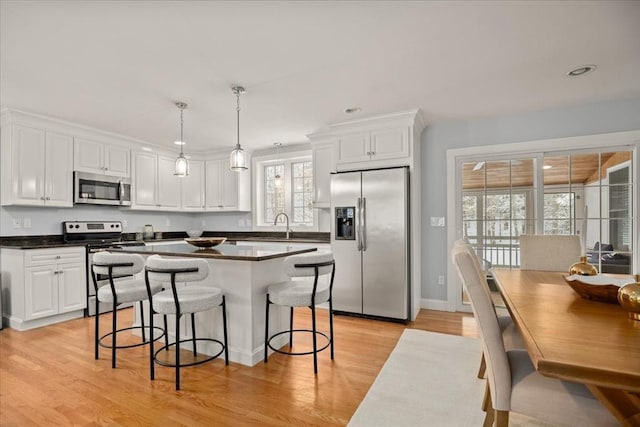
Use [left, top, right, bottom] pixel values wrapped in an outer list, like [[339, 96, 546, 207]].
[[0, 308, 478, 426]]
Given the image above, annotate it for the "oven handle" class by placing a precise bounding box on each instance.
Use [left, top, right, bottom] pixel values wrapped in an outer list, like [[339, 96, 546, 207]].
[[118, 179, 125, 205]]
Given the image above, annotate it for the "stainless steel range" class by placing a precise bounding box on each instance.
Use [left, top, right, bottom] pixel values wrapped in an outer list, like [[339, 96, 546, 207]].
[[63, 221, 145, 316]]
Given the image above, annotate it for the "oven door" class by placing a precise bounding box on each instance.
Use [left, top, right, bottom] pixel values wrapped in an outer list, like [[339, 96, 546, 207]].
[[74, 171, 132, 206]]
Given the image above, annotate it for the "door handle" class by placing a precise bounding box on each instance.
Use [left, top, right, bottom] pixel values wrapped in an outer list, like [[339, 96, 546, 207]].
[[361, 197, 367, 251], [356, 197, 363, 251]]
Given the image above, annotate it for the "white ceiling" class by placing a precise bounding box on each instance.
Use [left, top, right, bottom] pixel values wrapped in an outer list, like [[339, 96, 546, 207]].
[[2, 1, 640, 154]]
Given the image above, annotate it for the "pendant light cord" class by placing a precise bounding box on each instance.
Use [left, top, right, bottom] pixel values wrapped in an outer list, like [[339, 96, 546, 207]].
[[180, 107, 185, 155], [236, 91, 241, 149]]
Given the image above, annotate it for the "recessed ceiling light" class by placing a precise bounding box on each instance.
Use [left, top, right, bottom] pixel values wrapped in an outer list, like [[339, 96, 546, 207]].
[[344, 107, 362, 114], [543, 165, 552, 170], [472, 162, 485, 171], [566, 64, 597, 77], [174, 140, 186, 145]]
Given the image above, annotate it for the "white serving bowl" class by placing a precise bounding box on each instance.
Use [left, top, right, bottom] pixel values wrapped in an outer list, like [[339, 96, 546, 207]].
[[187, 230, 203, 238]]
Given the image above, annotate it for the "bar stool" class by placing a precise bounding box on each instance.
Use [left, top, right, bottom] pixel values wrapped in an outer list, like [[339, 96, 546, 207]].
[[264, 251, 336, 374], [144, 255, 228, 390], [91, 252, 165, 368]]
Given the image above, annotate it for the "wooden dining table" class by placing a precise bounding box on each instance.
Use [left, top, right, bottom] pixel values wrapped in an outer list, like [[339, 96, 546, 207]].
[[492, 269, 640, 427]]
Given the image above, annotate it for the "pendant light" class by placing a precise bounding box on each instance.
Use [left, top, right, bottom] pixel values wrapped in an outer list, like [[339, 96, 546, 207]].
[[230, 86, 248, 171], [174, 101, 189, 177]]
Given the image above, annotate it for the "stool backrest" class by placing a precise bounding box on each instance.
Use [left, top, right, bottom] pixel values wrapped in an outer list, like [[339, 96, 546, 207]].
[[145, 255, 209, 283], [92, 252, 145, 276], [284, 251, 335, 278]]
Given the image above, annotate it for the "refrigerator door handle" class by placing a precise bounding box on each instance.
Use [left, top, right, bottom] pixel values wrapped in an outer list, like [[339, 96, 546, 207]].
[[361, 197, 367, 251], [357, 197, 363, 251]]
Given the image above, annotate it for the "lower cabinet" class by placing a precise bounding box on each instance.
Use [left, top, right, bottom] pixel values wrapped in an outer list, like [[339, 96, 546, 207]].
[[0, 246, 86, 330]]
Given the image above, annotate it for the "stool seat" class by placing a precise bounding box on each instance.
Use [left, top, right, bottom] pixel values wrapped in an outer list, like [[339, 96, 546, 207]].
[[267, 280, 331, 307], [153, 286, 223, 314], [97, 279, 162, 304]]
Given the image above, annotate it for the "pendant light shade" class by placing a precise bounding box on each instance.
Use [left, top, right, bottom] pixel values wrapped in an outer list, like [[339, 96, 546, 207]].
[[174, 101, 189, 177], [230, 86, 248, 171]]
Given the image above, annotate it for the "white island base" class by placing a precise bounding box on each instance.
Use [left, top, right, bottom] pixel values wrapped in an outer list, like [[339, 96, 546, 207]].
[[134, 256, 296, 366]]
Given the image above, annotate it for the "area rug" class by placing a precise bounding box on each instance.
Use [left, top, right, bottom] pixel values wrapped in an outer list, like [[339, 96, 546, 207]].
[[348, 329, 551, 427]]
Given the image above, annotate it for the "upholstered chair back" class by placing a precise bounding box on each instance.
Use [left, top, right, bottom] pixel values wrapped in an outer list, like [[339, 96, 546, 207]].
[[283, 251, 335, 278], [92, 252, 145, 278], [519, 235, 581, 271], [451, 243, 512, 411], [145, 255, 209, 283]]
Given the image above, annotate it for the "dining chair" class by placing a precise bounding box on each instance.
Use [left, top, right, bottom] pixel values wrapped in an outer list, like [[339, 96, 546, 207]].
[[519, 234, 582, 271], [264, 251, 336, 374], [145, 255, 228, 390], [454, 239, 524, 379], [91, 251, 165, 368], [451, 244, 617, 427]]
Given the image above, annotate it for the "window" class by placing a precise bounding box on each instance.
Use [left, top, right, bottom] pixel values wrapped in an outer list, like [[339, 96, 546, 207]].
[[254, 151, 315, 228]]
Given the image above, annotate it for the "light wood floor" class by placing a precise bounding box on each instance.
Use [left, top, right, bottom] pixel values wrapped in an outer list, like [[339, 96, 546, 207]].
[[0, 308, 478, 426]]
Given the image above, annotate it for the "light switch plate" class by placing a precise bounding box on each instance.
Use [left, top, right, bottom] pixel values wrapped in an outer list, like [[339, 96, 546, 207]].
[[430, 217, 445, 227], [12, 218, 21, 229], [23, 218, 31, 228]]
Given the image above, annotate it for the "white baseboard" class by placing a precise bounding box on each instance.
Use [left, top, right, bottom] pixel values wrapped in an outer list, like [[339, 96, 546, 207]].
[[420, 298, 454, 312]]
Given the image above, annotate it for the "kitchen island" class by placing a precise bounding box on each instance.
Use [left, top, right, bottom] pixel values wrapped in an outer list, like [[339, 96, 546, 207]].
[[112, 241, 320, 366]]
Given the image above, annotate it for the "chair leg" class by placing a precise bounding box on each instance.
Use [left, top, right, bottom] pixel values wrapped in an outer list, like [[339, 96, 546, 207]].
[[221, 296, 229, 365], [329, 298, 334, 360], [140, 301, 146, 343], [149, 306, 155, 381], [289, 306, 294, 348], [483, 409, 495, 427], [264, 294, 270, 363], [478, 353, 487, 379], [482, 383, 494, 427], [111, 303, 117, 369], [311, 304, 318, 374], [191, 313, 197, 356], [495, 411, 509, 427], [95, 300, 100, 360], [175, 313, 181, 391], [482, 382, 490, 412], [163, 315, 169, 347]]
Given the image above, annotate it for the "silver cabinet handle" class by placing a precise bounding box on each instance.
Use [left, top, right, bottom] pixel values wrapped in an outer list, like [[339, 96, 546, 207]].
[[53, 271, 59, 275], [357, 197, 363, 251], [40, 196, 45, 200], [361, 197, 367, 251]]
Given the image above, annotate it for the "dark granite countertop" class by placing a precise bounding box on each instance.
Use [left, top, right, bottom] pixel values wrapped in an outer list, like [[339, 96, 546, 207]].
[[110, 241, 318, 261], [0, 231, 330, 250]]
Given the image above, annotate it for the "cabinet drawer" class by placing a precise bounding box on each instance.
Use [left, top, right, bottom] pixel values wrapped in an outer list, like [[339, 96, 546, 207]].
[[25, 247, 85, 267]]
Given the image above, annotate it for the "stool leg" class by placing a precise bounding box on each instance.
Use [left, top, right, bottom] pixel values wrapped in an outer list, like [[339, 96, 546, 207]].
[[163, 315, 169, 347], [175, 313, 181, 391], [140, 301, 146, 343], [191, 313, 197, 356], [95, 300, 100, 360], [289, 306, 294, 348], [222, 296, 229, 365], [149, 304, 155, 381], [264, 294, 270, 363], [311, 304, 318, 374], [111, 302, 117, 369], [329, 297, 334, 360]]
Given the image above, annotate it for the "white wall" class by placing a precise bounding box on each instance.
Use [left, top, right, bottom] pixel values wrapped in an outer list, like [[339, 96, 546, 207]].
[[421, 97, 640, 302]]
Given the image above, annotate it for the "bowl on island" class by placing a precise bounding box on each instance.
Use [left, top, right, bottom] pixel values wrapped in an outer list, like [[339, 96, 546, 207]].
[[185, 237, 227, 248], [186, 230, 203, 238], [563, 274, 635, 304]]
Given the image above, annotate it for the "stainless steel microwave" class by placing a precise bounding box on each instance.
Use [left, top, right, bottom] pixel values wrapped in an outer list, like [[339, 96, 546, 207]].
[[74, 171, 132, 206]]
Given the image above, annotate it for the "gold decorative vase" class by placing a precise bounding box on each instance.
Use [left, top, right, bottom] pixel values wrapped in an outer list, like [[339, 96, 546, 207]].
[[618, 274, 640, 321], [568, 256, 598, 276]]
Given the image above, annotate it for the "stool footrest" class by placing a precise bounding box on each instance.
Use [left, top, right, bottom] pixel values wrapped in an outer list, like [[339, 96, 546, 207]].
[[154, 338, 226, 368], [98, 326, 165, 350], [267, 329, 331, 356]]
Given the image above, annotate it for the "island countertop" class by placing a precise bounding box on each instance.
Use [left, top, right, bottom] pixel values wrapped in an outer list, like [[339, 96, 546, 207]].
[[110, 241, 318, 261]]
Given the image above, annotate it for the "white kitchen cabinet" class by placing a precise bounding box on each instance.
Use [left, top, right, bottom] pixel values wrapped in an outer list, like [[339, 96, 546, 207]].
[[311, 141, 336, 208], [336, 127, 409, 165], [0, 246, 86, 331], [181, 159, 205, 211], [205, 158, 250, 211], [1, 124, 73, 207], [131, 151, 181, 210], [74, 137, 130, 177]]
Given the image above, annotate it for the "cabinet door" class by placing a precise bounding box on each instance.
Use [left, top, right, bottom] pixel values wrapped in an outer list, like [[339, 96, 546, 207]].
[[205, 159, 222, 210], [132, 151, 158, 208], [12, 125, 46, 205], [74, 138, 104, 173], [58, 262, 86, 313], [312, 142, 335, 208], [104, 145, 130, 177], [336, 132, 371, 164], [221, 164, 239, 209], [370, 127, 409, 161], [157, 156, 181, 209], [181, 160, 205, 211], [44, 132, 73, 207], [25, 265, 58, 320]]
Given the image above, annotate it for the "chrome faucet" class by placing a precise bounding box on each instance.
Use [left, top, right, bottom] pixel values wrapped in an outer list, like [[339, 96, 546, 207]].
[[274, 212, 292, 239]]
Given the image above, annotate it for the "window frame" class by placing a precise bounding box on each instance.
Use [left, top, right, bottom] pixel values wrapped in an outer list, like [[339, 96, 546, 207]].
[[252, 149, 317, 231]]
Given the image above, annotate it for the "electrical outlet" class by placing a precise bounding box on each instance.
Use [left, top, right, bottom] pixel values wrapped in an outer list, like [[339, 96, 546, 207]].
[[23, 218, 31, 228], [122, 219, 127, 227], [12, 218, 21, 229], [437, 275, 445, 285], [430, 217, 445, 227]]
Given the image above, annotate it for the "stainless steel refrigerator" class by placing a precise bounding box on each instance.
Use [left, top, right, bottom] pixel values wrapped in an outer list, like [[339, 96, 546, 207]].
[[330, 166, 410, 322]]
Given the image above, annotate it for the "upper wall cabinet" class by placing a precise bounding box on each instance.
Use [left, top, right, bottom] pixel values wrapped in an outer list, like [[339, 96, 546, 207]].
[[336, 127, 409, 165], [131, 151, 181, 211], [74, 138, 130, 177], [311, 140, 336, 209], [205, 157, 251, 211], [181, 159, 205, 211], [1, 124, 74, 207]]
